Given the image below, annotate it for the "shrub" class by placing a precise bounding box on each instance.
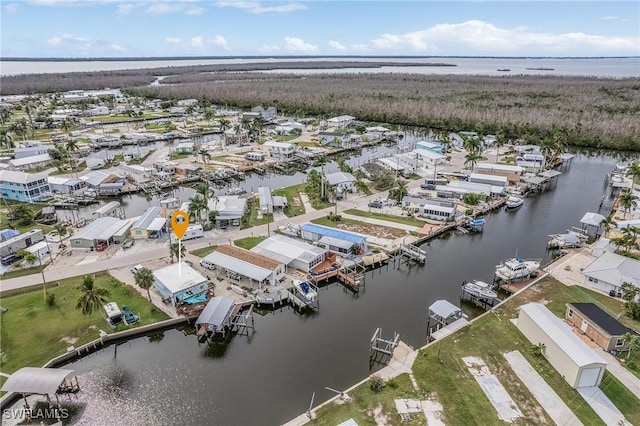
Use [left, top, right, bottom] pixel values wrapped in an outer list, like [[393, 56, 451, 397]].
[[46, 293, 56, 307], [369, 375, 386, 392]]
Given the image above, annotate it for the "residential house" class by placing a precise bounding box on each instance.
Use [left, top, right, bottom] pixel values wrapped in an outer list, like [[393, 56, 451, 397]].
[[402, 196, 457, 220], [224, 128, 249, 145], [119, 164, 153, 184], [204, 244, 286, 287], [251, 106, 277, 121], [0, 229, 45, 257], [324, 171, 356, 196], [300, 223, 369, 257], [327, 115, 355, 129], [317, 132, 349, 147], [275, 121, 305, 135], [174, 163, 201, 178], [415, 140, 443, 154], [177, 99, 199, 107], [153, 263, 212, 306], [257, 187, 287, 214], [581, 251, 640, 295], [435, 181, 503, 200], [377, 157, 406, 175], [47, 176, 86, 193], [469, 173, 507, 188], [70, 216, 131, 250], [413, 148, 445, 165], [474, 163, 523, 185], [0, 170, 50, 202], [8, 154, 52, 171], [175, 141, 195, 154], [565, 303, 639, 352], [130, 206, 165, 239], [209, 196, 248, 227], [364, 126, 390, 139], [251, 234, 327, 273], [86, 106, 110, 116], [263, 141, 296, 159], [14, 146, 49, 159]]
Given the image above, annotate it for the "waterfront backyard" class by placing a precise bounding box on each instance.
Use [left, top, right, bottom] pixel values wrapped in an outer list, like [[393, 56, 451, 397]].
[[311, 277, 640, 425]]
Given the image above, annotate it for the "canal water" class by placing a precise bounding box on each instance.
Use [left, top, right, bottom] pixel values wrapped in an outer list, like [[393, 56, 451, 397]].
[[61, 151, 627, 426]]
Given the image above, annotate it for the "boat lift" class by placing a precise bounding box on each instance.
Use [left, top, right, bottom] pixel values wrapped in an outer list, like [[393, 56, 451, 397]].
[[369, 327, 400, 363]]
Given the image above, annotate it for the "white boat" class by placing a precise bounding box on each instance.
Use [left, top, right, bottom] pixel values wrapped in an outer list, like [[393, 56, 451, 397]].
[[495, 257, 541, 281], [462, 280, 498, 300], [547, 233, 582, 249], [293, 279, 317, 302], [230, 285, 247, 297], [505, 196, 524, 209]]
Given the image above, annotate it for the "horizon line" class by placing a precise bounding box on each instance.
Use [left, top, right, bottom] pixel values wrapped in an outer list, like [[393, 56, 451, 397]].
[[1, 55, 639, 62]]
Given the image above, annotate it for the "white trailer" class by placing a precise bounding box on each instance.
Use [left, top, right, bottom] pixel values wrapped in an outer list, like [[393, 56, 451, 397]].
[[171, 224, 205, 242]]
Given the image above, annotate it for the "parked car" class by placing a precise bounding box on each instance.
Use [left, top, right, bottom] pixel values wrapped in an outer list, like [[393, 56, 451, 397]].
[[1, 254, 24, 266], [130, 264, 144, 274], [368, 201, 383, 208], [609, 289, 623, 298]]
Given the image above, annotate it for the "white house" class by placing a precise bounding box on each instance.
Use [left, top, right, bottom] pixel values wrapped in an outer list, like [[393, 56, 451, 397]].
[[377, 157, 406, 174], [324, 172, 356, 194], [413, 148, 445, 165], [275, 121, 305, 135], [175, 141, 195, 154], [327, 115, 355, 129], [251, 234, 327, 273], [209, 196, 248, 227], [47, 176, 86, 193], [14, 146, 49, 159], [415, 140, 443, 154], [86, 106, 110, 116], [263, 141, 296, 159], [119, 164, 153, 183], [581, 251, 640, 294], [469, 173, 507, 187], [317, 132, 349, 147], [177, 99, 199, 106], [517, 303, 607, 389], [8, 154, 52, 170], [251, 106, 277, 120], [364, 126, 390, 138], [153, 263, 211, 306], [203, 244, 285, 287]]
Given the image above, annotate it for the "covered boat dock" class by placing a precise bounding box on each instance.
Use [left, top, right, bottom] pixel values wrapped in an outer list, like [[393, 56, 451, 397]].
[[195, 296, 236, 338]]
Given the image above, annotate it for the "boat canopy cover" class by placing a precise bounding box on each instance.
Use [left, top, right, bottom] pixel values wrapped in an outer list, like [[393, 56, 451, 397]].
[[1, 367, 74, 395], [580, 212, 605, 227], [428, 299, 461, 320], [195, 296, 235, 328]]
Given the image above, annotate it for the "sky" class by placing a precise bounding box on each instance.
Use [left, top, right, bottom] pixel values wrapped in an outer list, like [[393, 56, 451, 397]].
[[1, 1, 639, 58]]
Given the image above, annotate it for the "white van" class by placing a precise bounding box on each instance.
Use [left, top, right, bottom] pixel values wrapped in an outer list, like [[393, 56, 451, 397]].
[[130, 264, 144, 274], [200, 258, 216, 271]]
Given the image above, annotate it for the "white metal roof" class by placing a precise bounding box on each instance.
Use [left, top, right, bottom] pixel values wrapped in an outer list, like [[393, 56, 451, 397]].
[[9, 154, 51, 166], [580, 212, 605, 227], [264, 141, 294, 149], [148, 217, 166, 231], [319, 235, 354, 249], [325, 171, 355, 186], [1, 367, 74, 395], [413, 149, 444, 160], [71, 216, 129, 242], [258, 186, 273, 207], [377, 157, 405, 170], [469, 173, 508, 184], [429, 300, 461, 319], [582, 251, 640, 287], [195, 296, 235, 328], [153, 263, 208, 295], [132, 206, 162, 229], [202, 251, 273, 281], [475, 163, 523, 173], [519, 303, 607, 367], [93, 201, 121, 215], [251, 234, 326, 264], [0, 170, 48, 184]]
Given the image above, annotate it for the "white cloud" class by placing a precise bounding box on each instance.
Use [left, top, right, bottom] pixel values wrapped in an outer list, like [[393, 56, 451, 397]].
[[4, 3, 19, 13], [215, 1, 306, 14], [191, 36, 204, 47], [47, 33, 90, 46], [44, 32, 128, 55], [284, 36, 318, 53], [258, 44, 281, 53], [146, 3, 182, 14], [328, 40, 347, 52], [369, 20, 640, 55], [185, 7, 205, 15], [116, 3, 135, 15], [109, 43, 128, 52], [601, 16, 618, 20], [165, 37, 181, 44], [209, 35, 229, 50]]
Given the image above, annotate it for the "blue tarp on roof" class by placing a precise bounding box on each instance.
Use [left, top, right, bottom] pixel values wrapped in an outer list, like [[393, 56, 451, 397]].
[[0, 229, 20, 242], [300, 223, 366, 245]]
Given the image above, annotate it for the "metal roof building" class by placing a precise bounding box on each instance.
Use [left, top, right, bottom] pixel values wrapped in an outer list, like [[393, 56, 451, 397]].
[[203, 244, 285, 287], [517, 303, 607, 388], [195, 296, 235, 335], [581, 251, 640, 294], [251, 234, 327, 272], [1, 367, 74, 396], [131, 206, 165, 239], [70, 216, 131, 249], [300, 223, 368, 256], [566, 302, 638, 352], [153, 262, 211, 305]]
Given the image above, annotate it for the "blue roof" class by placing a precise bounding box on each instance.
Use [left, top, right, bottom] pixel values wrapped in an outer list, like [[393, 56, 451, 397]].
[[0, 229, 20, 242], [301, 223, 366, 245]]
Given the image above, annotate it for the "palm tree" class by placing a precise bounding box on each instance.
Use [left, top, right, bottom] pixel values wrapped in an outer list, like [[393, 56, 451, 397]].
[[599, 215, 617, 238], [133, 267, 154, 302], [195, 182, 215, 221], [53, 223, 68, 248], [0, 127, 14, 149], [188, 194, 206, 223], [9, 118, 28, 140], [621, 332, 640, 360], [627, 161, 640, 191], [464, 151, 482, 171], [620, 282, 639, 302], [494, 131, 507, 163], [462, 134, 483, 156], [390, 179, 409, 203], [66, 139, 78, 175], [539, 136, 559, 170], [0, 108, 12, 125], [76, 275, 111, 316], [169, 242, 186, 263], [619, 190, 638, 219], [198, 148, 211, 165]]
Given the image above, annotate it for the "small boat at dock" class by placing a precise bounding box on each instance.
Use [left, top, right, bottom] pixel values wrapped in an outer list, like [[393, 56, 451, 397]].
[[230, 285, 247, 297], [505, 196, 524, 209], [293, 279, 318, 302], [462, 280, 498, 300], [495, 257, 541, 282]]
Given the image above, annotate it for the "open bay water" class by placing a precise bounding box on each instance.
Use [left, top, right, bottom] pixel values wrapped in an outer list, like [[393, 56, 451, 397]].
[[1, 57, 638, 77], [60, 151, 634, 425]]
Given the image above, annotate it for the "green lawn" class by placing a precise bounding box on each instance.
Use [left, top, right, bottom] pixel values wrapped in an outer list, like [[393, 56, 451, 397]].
[[190, 245, 218, 258], [0, 204, 54, 234], [312, 374, 424, 426], [275, 134, 300, 142], [315, 276, 640, 425], [241, 199, 274, 230], [0, 271, 169, 375], [273, 183, 306, 217], [296, 141, 321, 148], [311, 215, 371, 229], [344, 209, 428, 227], [234, 236, 267, 250], [169, 152, 191, 160]]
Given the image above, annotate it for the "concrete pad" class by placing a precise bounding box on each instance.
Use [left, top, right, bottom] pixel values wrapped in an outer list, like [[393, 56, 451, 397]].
[[462, 356, 523, 422], [504, 350, 583, 426], [546, 248, 596, 286], [577, 386, 631, 425], [421, 399, 446, 426], [377, 341, 417, 380]]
